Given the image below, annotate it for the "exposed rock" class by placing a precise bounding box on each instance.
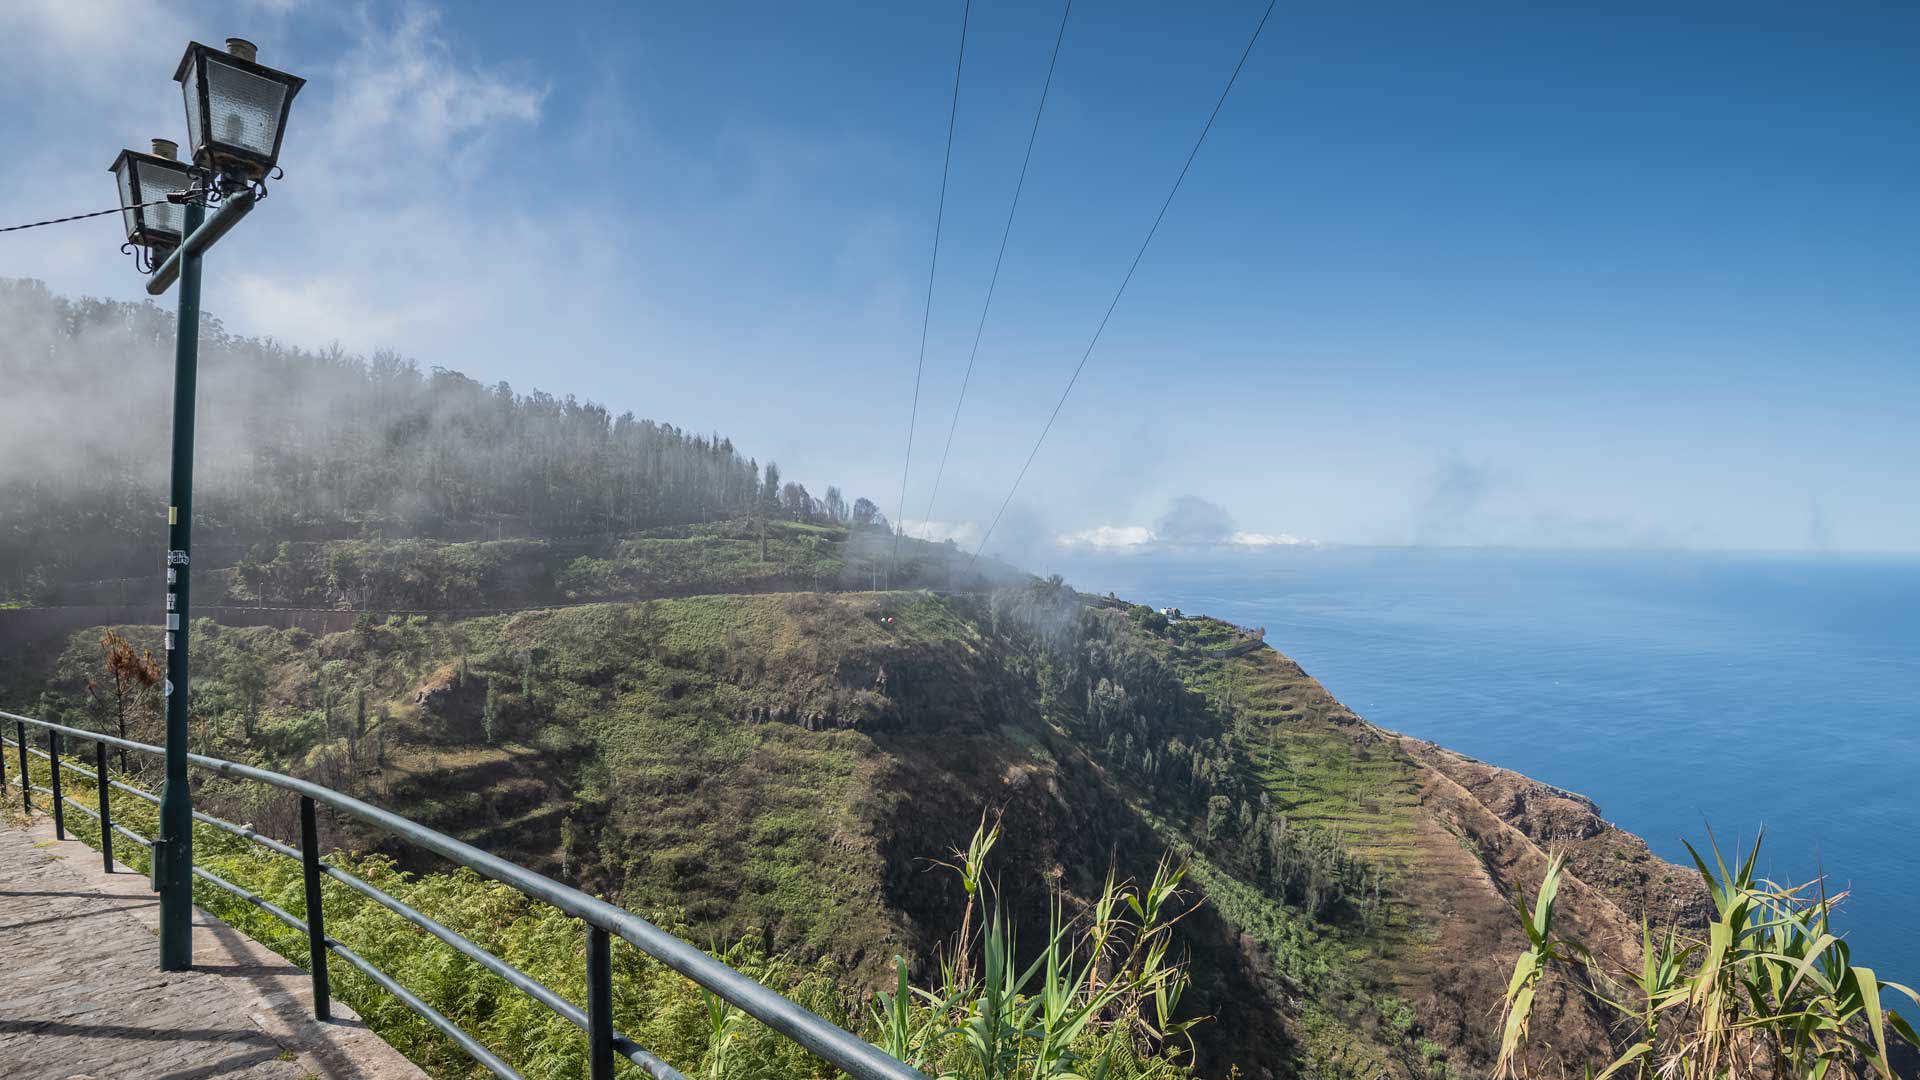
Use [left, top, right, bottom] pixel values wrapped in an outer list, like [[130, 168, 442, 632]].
[[1402, 738, 1713, 932]]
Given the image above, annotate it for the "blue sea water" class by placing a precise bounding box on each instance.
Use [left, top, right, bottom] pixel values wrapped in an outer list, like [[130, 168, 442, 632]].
[[1049, 547, 1920, 980]]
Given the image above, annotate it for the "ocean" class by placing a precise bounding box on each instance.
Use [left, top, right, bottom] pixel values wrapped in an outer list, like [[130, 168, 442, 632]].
[[1049, 546, 1920, 980]]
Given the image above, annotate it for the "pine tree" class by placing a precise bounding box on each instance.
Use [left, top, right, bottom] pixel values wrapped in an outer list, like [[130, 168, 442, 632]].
[[349, 688, 367, 763]]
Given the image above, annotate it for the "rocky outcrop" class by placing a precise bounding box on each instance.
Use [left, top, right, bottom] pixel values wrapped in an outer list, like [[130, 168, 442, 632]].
[[1402, 738, 1713, 931]]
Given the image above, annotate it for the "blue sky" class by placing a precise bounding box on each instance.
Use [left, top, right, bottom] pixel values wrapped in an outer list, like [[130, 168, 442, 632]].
[[4, 1, 1917, 556]]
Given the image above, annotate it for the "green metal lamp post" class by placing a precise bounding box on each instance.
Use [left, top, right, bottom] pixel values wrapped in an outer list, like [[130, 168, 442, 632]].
[[112, 36, 304, 972]]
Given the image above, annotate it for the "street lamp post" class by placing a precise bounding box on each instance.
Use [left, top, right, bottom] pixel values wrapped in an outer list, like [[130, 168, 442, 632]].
[[112, 35, 303, 973], [156, 191, 204, 969]]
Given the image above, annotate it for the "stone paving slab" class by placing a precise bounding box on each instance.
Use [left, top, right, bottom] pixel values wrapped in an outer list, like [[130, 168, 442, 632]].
[[0, 814, 427, 1080]]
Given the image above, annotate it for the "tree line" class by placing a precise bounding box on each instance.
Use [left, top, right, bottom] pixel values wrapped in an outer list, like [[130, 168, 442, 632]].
[[0, 279, 880, 600]]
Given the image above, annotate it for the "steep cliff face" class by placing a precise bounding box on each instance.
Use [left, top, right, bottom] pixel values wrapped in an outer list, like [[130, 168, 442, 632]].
[[1126, 631, 1712, 1079], [1400, 740, 1711, 930], [0, 590, 1704, 1079], [1366, 735, 1715, 1079]]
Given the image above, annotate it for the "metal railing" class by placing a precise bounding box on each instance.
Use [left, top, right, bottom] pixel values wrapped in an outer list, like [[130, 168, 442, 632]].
[[0, 709, 926, 1080]]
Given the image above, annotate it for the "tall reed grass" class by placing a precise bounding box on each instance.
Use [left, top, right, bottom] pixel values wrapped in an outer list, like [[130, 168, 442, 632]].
[[875, 817, 1202, 1080], [1497, 833, 1919, 1080]]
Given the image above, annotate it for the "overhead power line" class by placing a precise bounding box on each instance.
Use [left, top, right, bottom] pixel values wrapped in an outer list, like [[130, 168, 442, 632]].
[[0, 196, 180, 234], [890, 0, 972, 586], [921, 0, 1074, 532], [969, 0, 1278, 567]]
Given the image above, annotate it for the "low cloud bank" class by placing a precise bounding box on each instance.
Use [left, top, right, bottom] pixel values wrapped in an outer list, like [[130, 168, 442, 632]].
[[1056, 525, 1158, 551], [1054, 495, 1312, 553]]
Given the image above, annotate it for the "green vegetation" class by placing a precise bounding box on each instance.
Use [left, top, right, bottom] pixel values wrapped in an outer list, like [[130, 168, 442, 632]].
[[1499, 837, 1920, 1080], [4, 555, 1757, 1079], [9, 577, 1416, 1075], [873, 819, 1198, 1080], [205, 519, 973, 612], [6, 754, 1196, 1079]]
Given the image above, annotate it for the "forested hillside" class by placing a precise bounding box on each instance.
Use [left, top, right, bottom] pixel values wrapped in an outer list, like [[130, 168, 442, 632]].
[[0, 279, 1708, 1079], [0, 278, 877, 600]]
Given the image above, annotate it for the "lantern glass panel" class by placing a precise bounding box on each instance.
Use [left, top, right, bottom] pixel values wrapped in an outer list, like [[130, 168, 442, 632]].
[[204, 55, 287, 160], [134, 159, 191, 240], [116, 164, 137, 240], [183, 62, 204, 159]]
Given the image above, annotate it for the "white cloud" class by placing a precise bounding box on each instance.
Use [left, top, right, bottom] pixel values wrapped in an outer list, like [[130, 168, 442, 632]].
[[899, 519, 977, 546], [0, 2, 189, 90], [1050, 523, 1317, 552], [1229, 530, 1309, 547], [222, 270, 421, 351], [1061, 496, 1316, 552], [0, 2, 567, 376], [197, 5, 588, 371], [1055, 525, 1156, 551], [319, 6, 546, 173]]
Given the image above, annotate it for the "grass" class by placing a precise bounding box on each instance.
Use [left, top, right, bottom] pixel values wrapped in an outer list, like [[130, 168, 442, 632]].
[[3, 750, 1198, 1080]]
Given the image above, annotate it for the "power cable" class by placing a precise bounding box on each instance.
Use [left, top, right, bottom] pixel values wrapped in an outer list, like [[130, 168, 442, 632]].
[[0, 196, 181, 234], [969, 0, 1277, 568], [920, 0, 1073, 532], [890, 0, 972, 587]]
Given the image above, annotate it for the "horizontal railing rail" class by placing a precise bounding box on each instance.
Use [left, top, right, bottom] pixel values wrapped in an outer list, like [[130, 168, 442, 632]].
[[1, 709, 926, 1080]]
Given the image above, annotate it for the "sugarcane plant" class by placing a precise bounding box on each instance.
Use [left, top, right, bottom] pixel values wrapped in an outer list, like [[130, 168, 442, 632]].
[[1497, 831, 1920, 1080], [872, 818, 1202, 1079]]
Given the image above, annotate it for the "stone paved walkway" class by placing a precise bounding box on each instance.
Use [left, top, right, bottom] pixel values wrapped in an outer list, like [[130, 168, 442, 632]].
[[0, 815, 426, 1080]]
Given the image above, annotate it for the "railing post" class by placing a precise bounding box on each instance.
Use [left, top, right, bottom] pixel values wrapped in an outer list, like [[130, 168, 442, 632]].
[[48, 728, 64, 840], [16, 720, 28, 814], [587, 925, 613, 1080], [300, 795, 331, 1022], [96, 738, 115, 873]]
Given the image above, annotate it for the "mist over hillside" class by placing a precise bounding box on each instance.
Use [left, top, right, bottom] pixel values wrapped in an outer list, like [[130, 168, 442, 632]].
[[0, 278, 895, 599]]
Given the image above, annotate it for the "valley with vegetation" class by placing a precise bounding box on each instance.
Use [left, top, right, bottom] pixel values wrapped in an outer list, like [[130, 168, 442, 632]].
[[1, 280, 1910, 1080]]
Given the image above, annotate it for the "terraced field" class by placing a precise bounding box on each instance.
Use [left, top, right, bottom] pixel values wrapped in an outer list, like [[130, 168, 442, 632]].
[[1253, 727, 1428, 965], [1165, 627, 1432, 964]]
